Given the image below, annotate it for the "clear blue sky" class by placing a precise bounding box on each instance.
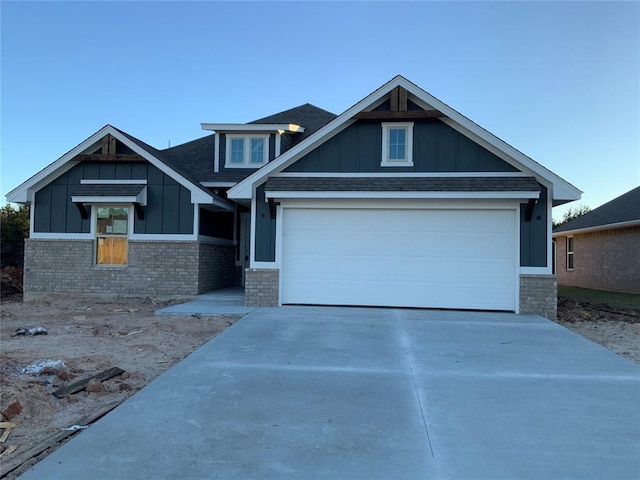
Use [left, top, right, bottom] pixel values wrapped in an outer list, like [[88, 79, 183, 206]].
[[2, 1, 638, 220]]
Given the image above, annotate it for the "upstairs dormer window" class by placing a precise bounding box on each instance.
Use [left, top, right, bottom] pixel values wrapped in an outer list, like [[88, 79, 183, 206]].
[[381, 122, 413, 167], [226, 135, 269, 168]]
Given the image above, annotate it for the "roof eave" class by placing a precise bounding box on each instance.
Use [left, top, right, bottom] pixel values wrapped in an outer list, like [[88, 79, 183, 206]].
[[200, 123, 305, 133], [552, 219, 640, 237]]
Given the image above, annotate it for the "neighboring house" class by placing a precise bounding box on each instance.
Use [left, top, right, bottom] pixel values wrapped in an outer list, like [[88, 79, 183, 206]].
[[553, 186, 640, 293], [7, 76, 581, 319]]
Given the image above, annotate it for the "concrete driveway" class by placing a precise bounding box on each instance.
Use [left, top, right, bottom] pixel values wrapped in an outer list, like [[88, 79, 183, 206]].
[[18, 307, 640, 479]]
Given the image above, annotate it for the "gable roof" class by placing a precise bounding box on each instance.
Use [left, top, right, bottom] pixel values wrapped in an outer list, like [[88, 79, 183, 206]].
[[6, 104, 337, 205], [6, 125, 230, 209], [553, 186, 640, 235], [227, 75, 582, 203]]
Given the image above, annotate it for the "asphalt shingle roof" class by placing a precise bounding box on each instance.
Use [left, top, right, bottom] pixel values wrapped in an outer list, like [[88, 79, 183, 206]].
[[112, 127, 229, 205], [71, 184, 146, 196], [265, 176, 541, 192], [160, 104, 337, 184], [554, 186, 640, 233], [249, 103, 337, 147]]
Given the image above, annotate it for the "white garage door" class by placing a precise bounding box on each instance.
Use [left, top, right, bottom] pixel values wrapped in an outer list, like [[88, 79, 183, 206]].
[[281, 206, 517, 311]]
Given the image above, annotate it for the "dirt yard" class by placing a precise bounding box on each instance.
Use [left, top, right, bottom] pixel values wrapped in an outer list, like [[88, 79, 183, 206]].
[[0, 293, 638, 479], [555, 296, 640, 364], [0, 294, 237, 479]]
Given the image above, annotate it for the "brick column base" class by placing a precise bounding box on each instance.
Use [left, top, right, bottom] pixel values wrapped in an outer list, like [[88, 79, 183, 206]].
[[520, 274, 557, 320], [245, 268, 279, 306]]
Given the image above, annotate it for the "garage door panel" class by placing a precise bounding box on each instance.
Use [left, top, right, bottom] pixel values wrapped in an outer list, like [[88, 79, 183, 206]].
[[281, 207, 516, 311]]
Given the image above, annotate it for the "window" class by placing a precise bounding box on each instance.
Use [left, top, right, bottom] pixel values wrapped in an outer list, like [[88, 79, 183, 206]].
[[250, 138, 264, 164], [566, 237, 574, 270], [230, 138, 244, 163], [225, 135, 268, 167], [381, 122, 413, 166], [96, 206, 129, 265]]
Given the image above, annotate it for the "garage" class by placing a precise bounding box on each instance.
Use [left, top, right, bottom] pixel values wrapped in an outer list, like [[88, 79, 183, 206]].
[[280, 203, 518, 311]]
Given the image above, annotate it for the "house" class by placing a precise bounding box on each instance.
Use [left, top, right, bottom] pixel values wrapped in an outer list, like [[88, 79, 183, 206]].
[[6, 76, 581, 319], [553, 186, 640, 293]]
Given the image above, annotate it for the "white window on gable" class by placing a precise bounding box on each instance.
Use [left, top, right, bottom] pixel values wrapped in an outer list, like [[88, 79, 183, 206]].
[[381, 122, 414, 167], [225, 135, 269, 168]]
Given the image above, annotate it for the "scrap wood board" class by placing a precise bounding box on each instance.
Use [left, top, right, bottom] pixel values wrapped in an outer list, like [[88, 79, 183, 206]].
[[52, 367, 125, 398]]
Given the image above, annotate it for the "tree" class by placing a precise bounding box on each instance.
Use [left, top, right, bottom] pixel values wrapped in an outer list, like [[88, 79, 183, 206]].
[[1, 203, 30, 268], [552, 204, 590, 229]]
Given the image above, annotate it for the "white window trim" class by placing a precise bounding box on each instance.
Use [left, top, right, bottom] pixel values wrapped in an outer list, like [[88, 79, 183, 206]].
[[225, 134, 269, 168], [93, 205, 133, 267], [566, 236, 574, 271], [381, 122, 414, 167]]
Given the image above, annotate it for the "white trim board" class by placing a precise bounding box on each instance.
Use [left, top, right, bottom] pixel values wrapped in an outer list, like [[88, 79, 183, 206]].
[[30, 233, 93, 240], [265, 191, 540, 200], [201, 123, 304, 133], [201, 182, 237, 187], [274, 172, 531, 178], [81, 179, 147, 185]]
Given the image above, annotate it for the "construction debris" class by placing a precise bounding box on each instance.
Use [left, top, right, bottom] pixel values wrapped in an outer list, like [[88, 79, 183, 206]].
[[61, 425, 88, 431], [0, 266, 23, 295], [0, 444, 18, 459], [21, 360, 66, 376], [0, 401, 123, 477], [1, 402, 22, 421], [52, 367, 125, 398], [0, 423, 18, 443], [13, 327, 48, 337]]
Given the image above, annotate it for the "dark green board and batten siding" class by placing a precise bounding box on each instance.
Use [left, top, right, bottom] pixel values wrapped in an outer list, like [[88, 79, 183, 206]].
[[34, 162, 193, 235], [285, 121, 519, 173], [254, 184, 276, 262], [256, 120, 548, 268], [520, 184, 548, 267]]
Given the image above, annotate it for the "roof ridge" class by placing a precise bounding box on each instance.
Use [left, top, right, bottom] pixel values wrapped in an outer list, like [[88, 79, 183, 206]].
[[249, 103, 337, 124]]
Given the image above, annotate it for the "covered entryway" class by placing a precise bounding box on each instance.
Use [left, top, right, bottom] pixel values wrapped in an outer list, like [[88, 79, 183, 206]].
[[280, 202, 518, 311]]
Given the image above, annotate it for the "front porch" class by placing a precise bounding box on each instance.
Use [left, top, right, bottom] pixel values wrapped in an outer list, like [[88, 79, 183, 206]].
[[156, 287, 257, 316]]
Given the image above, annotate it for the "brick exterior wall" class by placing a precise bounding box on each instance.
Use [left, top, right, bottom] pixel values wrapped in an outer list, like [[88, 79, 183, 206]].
[[520, 274, 557, 320], [23, 239, 237, 300], [244, 268, 279, 306], [197, 242, 237, 292], [555, 226, 640, 293]]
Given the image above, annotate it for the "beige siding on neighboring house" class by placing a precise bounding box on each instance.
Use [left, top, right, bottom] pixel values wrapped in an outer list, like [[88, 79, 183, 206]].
[[555, 226, 640, 293]]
